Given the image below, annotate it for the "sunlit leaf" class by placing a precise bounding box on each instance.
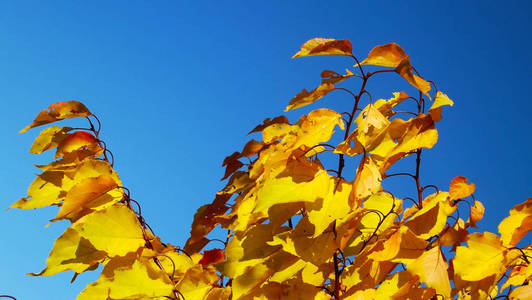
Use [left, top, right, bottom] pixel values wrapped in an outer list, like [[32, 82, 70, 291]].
[[359, 43, 407, 67], [73, 205, 145, 257], [468, 200, 485, 228], [449, 176, 476, 200], [20, 101, 92, 133], [395, 56, 431, 98], [29, 228, 106, 276], [498, 198, 532, 247], [249, 116, 289, 135], [453, 232, 517, 281], [429, 91, 454, 111], [199, 248, 225, 265], [404, 192, 456, 239], [292, 38, 353, 58], [53, 175, 120, 221], [406, 246, 451, 298], [29, 126, 72, 154], [321, 69, 355, 84], [79, 255, 174, 299], [285, 83, 335, 111]]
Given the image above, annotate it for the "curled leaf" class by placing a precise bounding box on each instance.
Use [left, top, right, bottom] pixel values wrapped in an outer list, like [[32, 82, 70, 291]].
[[395, 56, 431, 98], [55, 131, 102, 158], [20, 101, 92, 133], [292, 38, 352, 58], [285, 83, 335, 111]]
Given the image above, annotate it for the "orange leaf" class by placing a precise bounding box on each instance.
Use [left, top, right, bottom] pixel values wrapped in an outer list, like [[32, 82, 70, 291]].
[[241, 140, 264, 157], [498, 198, 532, 247], [449, 176, 476, 200], [292, 38, 352, 58], [20, 101, 92, 133], [53, 175, 120, 221], [321, 69, 355, 84], [360, 43, 407, 67], [55, 131, 102, 158], [285, 83, 335, 111], [468, 200, 485, 228], [395, 56, 431, 98], [199, 249, 225, 265]]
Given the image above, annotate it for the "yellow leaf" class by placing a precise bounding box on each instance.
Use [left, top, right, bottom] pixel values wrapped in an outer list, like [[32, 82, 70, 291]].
[[360, 43, 407, 67], [287, 109, 344, 149], [375, 271, 418, 300], [373, 91, 410, 117], [254, 160, 330, 214], [368, 226, 428, 263], [395, 56, 431, 98], [176, 265, 220, 300], [79, 257, 174, 299], [285, 83, 335, 111], [468, 200, 485, 228], [20, 101, 92, 133], [29, 228, 106, 276], [53, 175, 120, 221], [73, 205, 145, 257], [429, 91, 454, 111], [268, 217, 337, 266], [321, 69, 355, 84], [405, 246, 451, 298], [453, 232, 515, 281], [449, 176, 476, 200], [307, 178, 353, 237], [352, 155, 382, 201], [360, 192, 402, 236], [498, 198, 532, 247], [509, 285, 532, 300], [29, 126, 72, 154], [501, 263, 532, 292], [10, 171, 72, 209], [404, 192, 456, 239], [249, 116, 289, 135], [292, 38, 352, 58]]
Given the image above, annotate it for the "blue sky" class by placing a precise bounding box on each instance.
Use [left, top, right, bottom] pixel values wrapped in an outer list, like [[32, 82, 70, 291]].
[[1, 1, 530, 299]]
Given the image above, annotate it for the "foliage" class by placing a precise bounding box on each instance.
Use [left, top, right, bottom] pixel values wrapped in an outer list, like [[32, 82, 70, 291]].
[[10, 38, 532, 299]]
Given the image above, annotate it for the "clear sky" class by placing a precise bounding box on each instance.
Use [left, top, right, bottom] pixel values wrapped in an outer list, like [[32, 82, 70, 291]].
[[1, 1, 530, 299]]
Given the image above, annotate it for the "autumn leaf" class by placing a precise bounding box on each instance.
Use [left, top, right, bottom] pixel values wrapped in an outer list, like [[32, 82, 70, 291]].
[[53, 175, 120, 221], [73, 205, 145, 257], [285, 82, 335, 111], [360, 43, 407, 67], [498, 198, 532, 247], [29, 227, 106, 276], [453, 232, 519, 281], [292, 38, 353, 58], [449, 176, 476, 200], [321, 69, 355, 84], [199, 248, 225, 265], [405, 246, 451, 298], [395, 56, 431, 98], [20, 101, 92, 133], [29, 126, 72, 154]]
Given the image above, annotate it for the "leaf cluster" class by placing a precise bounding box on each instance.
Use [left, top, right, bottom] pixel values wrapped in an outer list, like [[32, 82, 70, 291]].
[[10, 38, 532, 299]]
